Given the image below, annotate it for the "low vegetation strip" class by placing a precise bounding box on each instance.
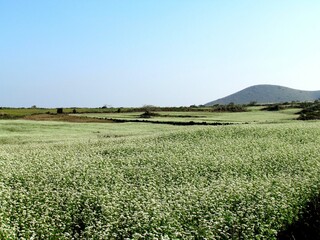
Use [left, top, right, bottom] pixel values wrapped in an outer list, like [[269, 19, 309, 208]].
[[107, 118, 234, 126], [1, 121, 320, 239], [23, 114, 112, 123], [21, 113, 234, 125]]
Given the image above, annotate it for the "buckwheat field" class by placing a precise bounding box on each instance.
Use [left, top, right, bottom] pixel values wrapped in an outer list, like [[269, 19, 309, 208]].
[[1, 120, 320, 239]]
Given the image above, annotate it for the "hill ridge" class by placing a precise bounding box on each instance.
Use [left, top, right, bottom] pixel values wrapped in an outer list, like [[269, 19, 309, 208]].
[[205, 84, 320, 105]]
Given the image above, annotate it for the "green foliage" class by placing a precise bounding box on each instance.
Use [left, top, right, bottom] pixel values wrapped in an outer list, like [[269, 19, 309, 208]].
[[298, 102, 320, 120], [278, 196, 320, 239], [84, 107, 300, 124], [1, 121, 320, 238], [248, 101, 257, 106], [211, 103, 247, 112], [262, 104, 285, 111], [139, 110, 160, 118]]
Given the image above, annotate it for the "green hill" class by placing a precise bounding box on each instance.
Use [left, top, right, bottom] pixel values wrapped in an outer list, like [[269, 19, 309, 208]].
[[205, 84, 320, 105]]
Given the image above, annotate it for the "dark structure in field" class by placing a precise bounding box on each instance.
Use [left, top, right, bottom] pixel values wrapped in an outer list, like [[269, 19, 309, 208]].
[[57, 108, 63, 114]]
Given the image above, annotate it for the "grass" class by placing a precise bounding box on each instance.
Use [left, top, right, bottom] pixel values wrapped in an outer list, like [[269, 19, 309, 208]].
[[79, 107, 301, 124], [0, 119, 320, 239]]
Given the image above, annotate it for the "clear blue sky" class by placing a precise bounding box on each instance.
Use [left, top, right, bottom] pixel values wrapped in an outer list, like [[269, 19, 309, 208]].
[[1, 0, 320, 107]]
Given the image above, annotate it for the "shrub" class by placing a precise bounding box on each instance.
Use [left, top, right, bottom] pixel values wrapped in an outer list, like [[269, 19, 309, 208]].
[[262, 105, 284, 111], [298, 102, 320, 120], [211, 104, 247, 112]]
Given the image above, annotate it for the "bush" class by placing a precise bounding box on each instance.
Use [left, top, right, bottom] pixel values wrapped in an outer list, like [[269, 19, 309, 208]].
[[262, 105, 285, 111], [211, 104, 247, 112], [140, 110, 159, 118], [298, 102, 320, 120]]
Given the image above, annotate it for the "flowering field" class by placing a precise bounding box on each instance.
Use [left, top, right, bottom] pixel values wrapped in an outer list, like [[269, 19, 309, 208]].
[[0, 120, 320, 239], [79, 108, 299, 124]]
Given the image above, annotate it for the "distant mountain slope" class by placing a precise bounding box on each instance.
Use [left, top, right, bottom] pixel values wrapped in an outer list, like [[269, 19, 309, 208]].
[[205, 85, 320, 105]]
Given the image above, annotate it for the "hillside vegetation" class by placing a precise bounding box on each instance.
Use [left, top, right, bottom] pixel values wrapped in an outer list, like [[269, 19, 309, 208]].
[[205, 85, 320, 105]]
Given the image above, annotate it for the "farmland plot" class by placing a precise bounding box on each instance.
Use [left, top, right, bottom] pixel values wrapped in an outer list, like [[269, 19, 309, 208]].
[[78, 108, 300, 124], [0, 120, 320, 239]]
